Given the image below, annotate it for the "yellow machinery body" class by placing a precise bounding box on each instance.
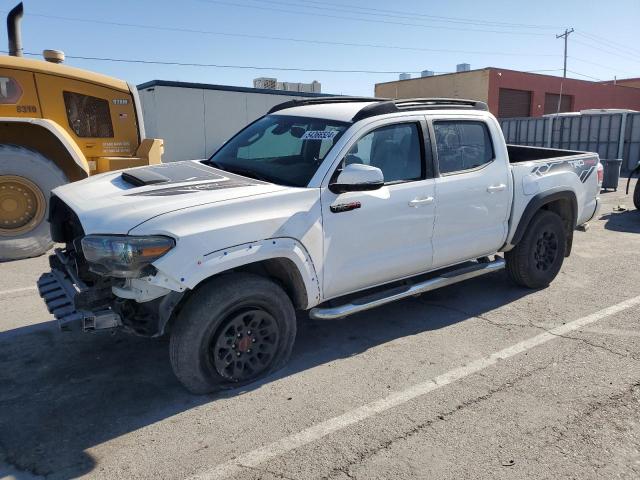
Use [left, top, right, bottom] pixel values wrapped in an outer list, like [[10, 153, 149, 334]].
[[0, 54, 163, 260], [0, 55, 162, 180]]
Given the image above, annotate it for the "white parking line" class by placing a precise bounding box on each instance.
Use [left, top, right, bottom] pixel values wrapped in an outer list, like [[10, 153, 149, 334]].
[[0, 286, 37, 296], [188, 294, 640, 480], [581, 327, 640, 337]]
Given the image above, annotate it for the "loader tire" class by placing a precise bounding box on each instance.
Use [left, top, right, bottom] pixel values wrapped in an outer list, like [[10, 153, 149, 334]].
[[170, 273, 297, 394], [0, 145, 68, 262], [505, 210, 566, 289], [634, 180, 640, 210]]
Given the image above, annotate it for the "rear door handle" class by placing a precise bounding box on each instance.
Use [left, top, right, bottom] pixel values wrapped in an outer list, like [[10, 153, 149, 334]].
[[487, 184, 507, 193], [409, 196, 434, 207]]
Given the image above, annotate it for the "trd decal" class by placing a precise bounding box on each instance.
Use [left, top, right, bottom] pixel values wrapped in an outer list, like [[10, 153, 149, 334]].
[[530, 158, 598, 183]]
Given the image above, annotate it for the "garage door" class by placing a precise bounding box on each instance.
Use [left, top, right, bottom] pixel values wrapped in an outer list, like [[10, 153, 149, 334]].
[[498, 88, 532, 118], [544, 93, 573, 114]]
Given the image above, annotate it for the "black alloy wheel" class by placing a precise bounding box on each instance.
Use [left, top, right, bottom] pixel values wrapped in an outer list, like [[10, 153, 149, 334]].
[[533, 230, 559, 272], [211, 308, 280, 382]]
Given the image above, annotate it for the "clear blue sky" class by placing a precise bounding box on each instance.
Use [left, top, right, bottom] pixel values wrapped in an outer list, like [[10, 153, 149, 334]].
[[1, 0, 639, 95]]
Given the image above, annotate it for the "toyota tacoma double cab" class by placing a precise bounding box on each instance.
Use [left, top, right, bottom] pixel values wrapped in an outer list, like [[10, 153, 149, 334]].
[[38, 97, 601, 394]]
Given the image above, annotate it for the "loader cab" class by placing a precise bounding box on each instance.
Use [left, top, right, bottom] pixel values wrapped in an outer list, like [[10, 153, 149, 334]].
[[0, 55, 143, 171]]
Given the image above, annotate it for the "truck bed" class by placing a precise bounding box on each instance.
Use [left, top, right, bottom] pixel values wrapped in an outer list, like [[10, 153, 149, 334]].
[[507, 144, 587, 163]]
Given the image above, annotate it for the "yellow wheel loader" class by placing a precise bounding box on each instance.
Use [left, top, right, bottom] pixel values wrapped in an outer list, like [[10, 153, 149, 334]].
[[0, 3, 163, 261]]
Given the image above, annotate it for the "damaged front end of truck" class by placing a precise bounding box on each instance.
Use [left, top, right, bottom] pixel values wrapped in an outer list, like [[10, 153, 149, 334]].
[[37, 196, 183, 336]]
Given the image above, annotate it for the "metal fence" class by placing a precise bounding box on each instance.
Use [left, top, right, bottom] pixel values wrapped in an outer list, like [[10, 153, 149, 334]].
[[500, 112, 640, 172]]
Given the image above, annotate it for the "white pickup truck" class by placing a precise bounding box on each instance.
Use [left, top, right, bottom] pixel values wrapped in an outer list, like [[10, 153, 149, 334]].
[[38, 97, 601, 393]]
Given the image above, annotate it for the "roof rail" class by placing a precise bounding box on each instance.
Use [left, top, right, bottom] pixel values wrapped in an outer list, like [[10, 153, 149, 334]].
[[394, 98, 488, 111], [267, 96, 383, 115], [267, 96, 489, 121]]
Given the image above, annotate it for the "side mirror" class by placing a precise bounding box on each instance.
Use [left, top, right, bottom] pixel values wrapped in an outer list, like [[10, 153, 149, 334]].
[[329, 163, 384, 194]]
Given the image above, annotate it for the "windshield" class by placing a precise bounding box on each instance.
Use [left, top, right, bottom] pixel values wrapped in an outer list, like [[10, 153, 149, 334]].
[[205, 115, 350, 187]]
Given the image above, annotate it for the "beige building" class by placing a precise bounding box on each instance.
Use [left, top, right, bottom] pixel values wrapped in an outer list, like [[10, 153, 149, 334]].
[[375, 69, 490, 104]]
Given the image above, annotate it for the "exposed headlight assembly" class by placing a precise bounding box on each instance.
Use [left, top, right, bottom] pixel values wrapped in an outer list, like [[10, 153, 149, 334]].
[[81, 235, 175, 278]]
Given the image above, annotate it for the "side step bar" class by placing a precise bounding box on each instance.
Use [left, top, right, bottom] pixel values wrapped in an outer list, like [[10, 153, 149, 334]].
[[309, 258, 505, 320]]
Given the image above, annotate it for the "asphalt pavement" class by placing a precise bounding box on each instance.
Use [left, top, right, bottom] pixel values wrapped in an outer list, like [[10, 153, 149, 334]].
[[1, 178, 639, 480]]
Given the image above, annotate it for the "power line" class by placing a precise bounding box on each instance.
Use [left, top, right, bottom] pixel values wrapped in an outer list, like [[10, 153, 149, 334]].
[[566, 70, 603, 82], [9, 11, 560, 58], [290, 0, 560, 28], [4, 50, 602, 83], [575, 31, 640, 57], [248, 0, 559, 29], [572, 38, 640, 65], [7, 50, 572, 78], [7, 50, 452, 74], [195, 0, 548, 35], [570, 57, 635, 76]]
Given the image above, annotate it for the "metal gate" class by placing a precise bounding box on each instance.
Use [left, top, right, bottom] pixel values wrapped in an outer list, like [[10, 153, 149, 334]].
[[623, 113, 640, 171], [500, 112, 639, 172], [500, 117, 549, 147]]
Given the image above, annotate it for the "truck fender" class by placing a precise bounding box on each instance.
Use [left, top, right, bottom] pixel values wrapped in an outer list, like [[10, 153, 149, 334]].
[[510, 187, 577, 247], [152, 237, 321, 311], [0, 117, 90, 177]]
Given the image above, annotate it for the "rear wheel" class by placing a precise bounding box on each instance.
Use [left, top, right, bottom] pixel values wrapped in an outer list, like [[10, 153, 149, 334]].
[[505, 210, 567, 289], [633, 180, 640, 210], [0, 145, 68, 261], [170, 273, 297, 394]]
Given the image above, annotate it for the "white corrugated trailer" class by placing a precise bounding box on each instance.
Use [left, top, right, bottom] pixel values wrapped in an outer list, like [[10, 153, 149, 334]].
[[137, 80, 332, 163]]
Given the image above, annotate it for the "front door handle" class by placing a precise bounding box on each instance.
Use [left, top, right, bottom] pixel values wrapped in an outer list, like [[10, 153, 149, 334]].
[[409, 196, 434, 207], [487, 184, 507, 193]]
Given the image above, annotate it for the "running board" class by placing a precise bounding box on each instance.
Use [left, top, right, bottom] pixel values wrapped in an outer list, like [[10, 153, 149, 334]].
[[309, 258, 505, 320]]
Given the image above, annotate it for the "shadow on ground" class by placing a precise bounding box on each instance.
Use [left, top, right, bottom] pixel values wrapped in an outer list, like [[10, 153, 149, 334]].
[[601, 208, 640, 234], [0, 272, 530, 479]]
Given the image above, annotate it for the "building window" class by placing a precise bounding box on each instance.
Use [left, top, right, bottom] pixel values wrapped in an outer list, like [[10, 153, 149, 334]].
[[63, 91, 114, 138], [498, 88, 532, 118], [544, 93, 573, 114]]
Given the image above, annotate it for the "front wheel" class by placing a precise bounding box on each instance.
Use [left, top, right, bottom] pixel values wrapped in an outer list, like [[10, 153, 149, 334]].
[[169, 273, 297, 394], [505, 210, 567, 289], [0, 145, 69, 261], [633, 180, 640, 210]]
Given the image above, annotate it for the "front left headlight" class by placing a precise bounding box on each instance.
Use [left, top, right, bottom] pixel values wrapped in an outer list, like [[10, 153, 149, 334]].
[[81, 235, 176, 278]]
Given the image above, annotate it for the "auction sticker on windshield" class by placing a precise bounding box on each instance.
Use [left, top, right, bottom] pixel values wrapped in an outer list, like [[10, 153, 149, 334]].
[[302, 130, 338, 140]]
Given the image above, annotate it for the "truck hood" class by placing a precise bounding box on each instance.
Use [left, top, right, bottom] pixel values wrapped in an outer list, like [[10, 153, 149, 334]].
[[52, 160, 288, 234]]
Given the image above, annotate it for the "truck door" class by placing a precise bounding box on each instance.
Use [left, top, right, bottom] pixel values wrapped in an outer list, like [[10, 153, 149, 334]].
[[431, 118, 511, 268], [321, 118, 436, 300]]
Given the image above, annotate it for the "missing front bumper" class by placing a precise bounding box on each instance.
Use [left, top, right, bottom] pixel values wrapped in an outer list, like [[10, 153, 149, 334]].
[[37, 250, 122, 332]]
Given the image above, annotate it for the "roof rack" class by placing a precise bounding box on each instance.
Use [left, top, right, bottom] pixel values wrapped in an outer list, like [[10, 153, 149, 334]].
[[267, 96, 383, 115], [352, 98, 488, 122], [267, 96, 489, 121]]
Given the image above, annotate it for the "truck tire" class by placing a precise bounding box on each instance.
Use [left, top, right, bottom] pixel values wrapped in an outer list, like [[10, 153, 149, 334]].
[[634, 180, 640, 210], [505, 210, 567, 289], [0, 145, 68, 261], [170, 273, 297, 394]]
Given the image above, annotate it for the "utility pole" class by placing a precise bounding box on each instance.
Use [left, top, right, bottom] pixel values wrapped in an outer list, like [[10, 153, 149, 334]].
[[556, 28, 574, 114]]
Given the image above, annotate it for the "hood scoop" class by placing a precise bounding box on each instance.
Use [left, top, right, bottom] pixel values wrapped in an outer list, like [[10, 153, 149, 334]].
[[120, 161, 227, 187], [121, 169, 170, 186]]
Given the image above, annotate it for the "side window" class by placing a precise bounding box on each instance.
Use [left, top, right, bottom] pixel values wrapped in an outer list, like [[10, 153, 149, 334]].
[[63, 91, 114, 138], [344, 123, 423, 183], [433, 121, 494, 175]]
